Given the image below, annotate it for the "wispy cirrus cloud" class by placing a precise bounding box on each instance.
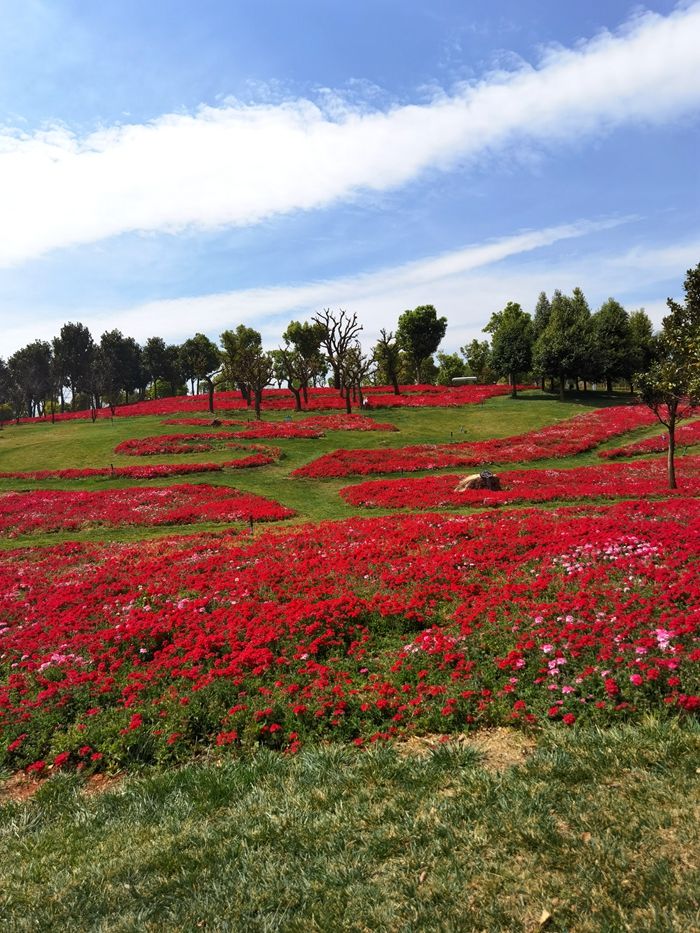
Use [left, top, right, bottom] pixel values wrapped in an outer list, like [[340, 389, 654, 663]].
[[4, 216, 696, 357], [0, 3, 699, 268]]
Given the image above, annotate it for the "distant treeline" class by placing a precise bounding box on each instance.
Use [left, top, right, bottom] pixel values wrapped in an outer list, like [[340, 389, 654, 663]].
[[0, 286, 674, 420]]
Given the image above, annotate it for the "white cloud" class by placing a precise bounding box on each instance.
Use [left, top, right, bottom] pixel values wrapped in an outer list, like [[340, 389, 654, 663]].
[[1, 3, 699, 267], [4, 218, 697, 356]]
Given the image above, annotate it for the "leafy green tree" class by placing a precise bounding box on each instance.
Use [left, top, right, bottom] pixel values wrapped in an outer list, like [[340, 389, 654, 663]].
[[8, 341, 53, 417], [435, 352, 466, 386], [142, 337, 170, 398], [484, 301, 533, 398], [627, 309, 655, 388], [220, 326, 263, 403], [162, 345, 185, 397], [179, 334, 221, 395], [592, 299, 633, 393], [532, 291, 552, 390], [396, 305, 447, 384], [460, 339, 492, 383], [53, 322, 95, 408], [282, 320, 326, 403], [636, 263, 700, 489], [372, 329, 402, 394], [533, 288, 593, 400]]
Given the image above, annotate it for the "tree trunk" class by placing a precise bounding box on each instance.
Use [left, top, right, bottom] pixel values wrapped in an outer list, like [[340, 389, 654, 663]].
[[392, 374, 400, 395], [510, 373, 517, 399], [290, 386, 302, 412], [254, 389, 262, 420], [207, 380, 214, 414], [345, 391, 352, 414], [303, 384, 309, 404], [540, 377, 545, 391], [60, 388, 65, 413], [606, 377, 613, 394], [559, 372, 565, 402], [667, 422, 677, 489]]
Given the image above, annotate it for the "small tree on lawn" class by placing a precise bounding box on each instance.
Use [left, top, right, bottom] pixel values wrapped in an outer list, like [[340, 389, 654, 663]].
[[636, 263, 700, 489], [372, 329, 402, 394], [484, 301, 533, 398]]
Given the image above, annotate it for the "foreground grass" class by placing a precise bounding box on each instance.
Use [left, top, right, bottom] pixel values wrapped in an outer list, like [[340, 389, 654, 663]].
[[1, 719, 698, 932]]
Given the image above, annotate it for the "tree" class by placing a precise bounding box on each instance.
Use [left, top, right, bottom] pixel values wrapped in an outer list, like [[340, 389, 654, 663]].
[[241, 347, 275, 420], [533, 289, 593, 401], [532, 291, 552, 390], [484, 301, 533, 398], [435, 352, 466, 386], [8, 341, 53, 417], [53, 322, 95, 408], [281, 321, 326, 404], [95, 330, 143, 411], [312, 308, 362, 391], [396, 305, 447, 384], [636, 263, 700, 489], [142, 337, 170, 398], [460, 339, 492, 383], [179, 334, 220, 395], [592, 298, 633, 393], [627, 309, 655, 388], [340, 344, 374, 411], [220, 326, 263, 403], [372, 329, 402, 394]]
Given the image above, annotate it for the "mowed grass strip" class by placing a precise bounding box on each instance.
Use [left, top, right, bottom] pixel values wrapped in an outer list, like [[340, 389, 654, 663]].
[[1, 719, 698, 932]]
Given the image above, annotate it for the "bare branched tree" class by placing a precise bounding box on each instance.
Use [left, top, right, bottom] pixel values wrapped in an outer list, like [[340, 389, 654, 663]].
[[312, 308, 362, 391]]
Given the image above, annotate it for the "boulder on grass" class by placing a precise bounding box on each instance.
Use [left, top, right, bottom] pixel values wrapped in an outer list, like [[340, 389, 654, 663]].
[[454, 471, 501, 492]]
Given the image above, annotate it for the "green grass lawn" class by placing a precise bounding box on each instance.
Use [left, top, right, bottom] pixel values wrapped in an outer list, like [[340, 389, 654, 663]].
[[1, 390, 698, 931], [1, 720, 698, 932], [0, 389, 679, 546]]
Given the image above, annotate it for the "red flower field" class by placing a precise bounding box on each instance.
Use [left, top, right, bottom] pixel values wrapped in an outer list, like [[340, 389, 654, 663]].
[[340, 455, 700, 509], [293, 404, 656, 477], [1, 498, 697, 772], [599, 418, 700, 458], [0, 484, 294, 536], [114, 434, 283, 459], [10, 383, 515, 423], [161, 414, 398, 433]]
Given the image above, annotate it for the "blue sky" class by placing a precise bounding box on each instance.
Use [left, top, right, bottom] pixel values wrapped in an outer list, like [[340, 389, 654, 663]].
[[0, 0, 698, 356]]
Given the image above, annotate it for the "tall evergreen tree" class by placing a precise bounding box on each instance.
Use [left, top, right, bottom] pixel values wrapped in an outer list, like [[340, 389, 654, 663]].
[[592, 298, 632, 393]]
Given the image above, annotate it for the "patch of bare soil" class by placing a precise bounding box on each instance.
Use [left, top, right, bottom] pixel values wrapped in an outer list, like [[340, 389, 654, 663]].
[[0, 771, 124, 804], [0, 772, 43, 803], [398, 728, 536, 771]]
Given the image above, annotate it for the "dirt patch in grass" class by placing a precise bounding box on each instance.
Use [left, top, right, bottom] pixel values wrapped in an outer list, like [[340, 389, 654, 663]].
[[0, 773, 43, 804], [0, 771, 125, 804], [82, 773, 125, 796], [398, 728, 536, 770]]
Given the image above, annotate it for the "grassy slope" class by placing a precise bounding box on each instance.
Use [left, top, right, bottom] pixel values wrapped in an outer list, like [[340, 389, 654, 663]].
[[1, 390, 699, 931], [0, 389, 682, 547]]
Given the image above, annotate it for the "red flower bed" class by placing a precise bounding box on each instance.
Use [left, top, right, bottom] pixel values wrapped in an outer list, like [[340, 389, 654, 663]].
[[0, 485, 294, 536], [1, 499, 697, 772], [294, 405, 657, 478], [161, 413, 398, 433], [114, 434, 281, 464], [11, 384, 515, 423], [600, 419, 700, 459], [0, 462, 252, 482], [341, 456, 700, 509]]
